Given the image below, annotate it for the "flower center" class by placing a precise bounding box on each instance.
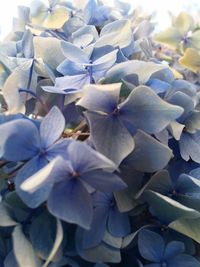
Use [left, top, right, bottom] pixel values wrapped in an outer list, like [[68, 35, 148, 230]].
[[39, 148, 46, 156], [47, 7, 53, 13], [111, 106, 120, 116], [71, 171, 80, 178]]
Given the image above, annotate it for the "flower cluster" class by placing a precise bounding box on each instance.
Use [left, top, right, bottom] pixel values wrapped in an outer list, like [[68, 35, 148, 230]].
[[0, 1, 200, 266]]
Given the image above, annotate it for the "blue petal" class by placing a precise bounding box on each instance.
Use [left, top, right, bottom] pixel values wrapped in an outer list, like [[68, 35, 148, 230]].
[[167, 91, 194, 121], [4, 251, 18, 267], [190, 167, 200, 179], [96, 19, 132, 50], [176, 174, 200, 194], [43, 74, 90, 94], [81, 206, 108, 249], [84, 0, 111, 25], [169, 80, 197, 100], [136, 170, 173, 197], [60, 41, 89, 64], [15, 155, 50, 208], [72, 25, 98, 48], [92, 50, 118, 77], [91, 46, 115, 62], [105, 60, 166, 84], [80, 170, 127, 192], [119, 86, 183, 134], [0, 119, 40, 161], [57, 60, 86, 76], [40, 106, 65, 149], [93, 191, 113, 207], [122, 74, 139, 89], [21, 157, 73, 194], [179, 132, 200, 163], [46, 139, 71, 161], [85, 111, 135, 165], [76, 227, 121, 263], [168, 254, 200, 267], [21, 29, 34, 59], [77, 83, 121, 114], [107, 207, 130, 237], [0, 113, 24, 125], [48, 179, 93, 229], [66, 141, 117, 173], [138, 230, 165, 262], [163, 241, 185, 260], [146, 79, 171, 94], [124, 130, 173, 172]]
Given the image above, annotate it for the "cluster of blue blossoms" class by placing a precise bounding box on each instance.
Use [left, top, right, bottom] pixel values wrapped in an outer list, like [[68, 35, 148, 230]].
[[0, 0, 200, 266]]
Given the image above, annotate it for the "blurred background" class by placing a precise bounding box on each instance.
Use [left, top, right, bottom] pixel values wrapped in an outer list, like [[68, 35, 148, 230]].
[[0, 0, 199, 38]]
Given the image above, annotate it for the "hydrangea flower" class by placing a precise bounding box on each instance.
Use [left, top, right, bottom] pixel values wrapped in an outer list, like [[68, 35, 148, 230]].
[[30, 0, 70, 29], [21, 141, 126, 229], [0, 0, 200, 266], [0, 106, 70, 207], [155, 12, 200, 52], [138, 230, 200, 267], [42, 42, 118, 94], [77, 83, 183, 164], [78, 191, 130, 249]]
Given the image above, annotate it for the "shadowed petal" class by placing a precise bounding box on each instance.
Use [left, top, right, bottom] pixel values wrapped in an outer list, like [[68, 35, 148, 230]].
[[85, 111, 135, 165], [119, 86, 184, 134], [138, 230, 164, 262], [40, 106, 65, 148], [77, 83, 121, 114], [21, 157, 72, 194], [81, 170, 126, 192], [164, 241, 185, 260], [0, 119, 40, 161], [124, 130, 173, 172], [107, 207, 130, 237], [169, 254, 200, 267], [66, 141, 117, 173], [16, 155, 50, 208], [48, 179, 93, 229], [61, 41, 89, 64], [81, 206, 108, 249]]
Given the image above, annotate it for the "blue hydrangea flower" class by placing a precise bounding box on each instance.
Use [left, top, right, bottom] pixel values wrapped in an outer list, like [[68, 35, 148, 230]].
[[77, 83, 183, 165], [137, 170, 200, 217], [138, 230, 200, 267], [0, 106, 70, 207], [21, 141, 127, 229], [79, 191, 130, 249], [42, 42, 118, 95], [164, 80, 200, 163], [83, 0, 111, 26]]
